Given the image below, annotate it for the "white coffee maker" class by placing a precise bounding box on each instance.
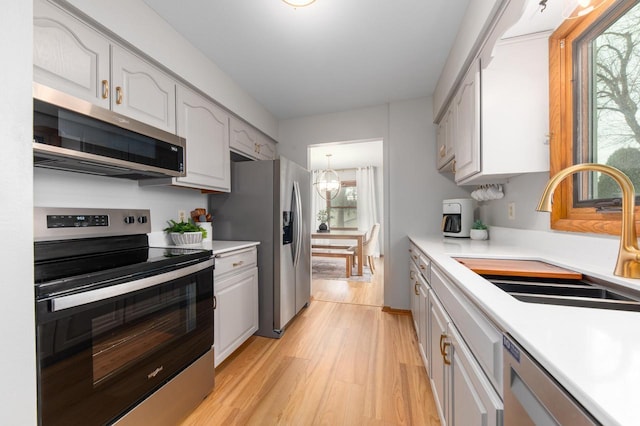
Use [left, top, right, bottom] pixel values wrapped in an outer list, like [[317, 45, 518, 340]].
[[442, 198, 475, 238]]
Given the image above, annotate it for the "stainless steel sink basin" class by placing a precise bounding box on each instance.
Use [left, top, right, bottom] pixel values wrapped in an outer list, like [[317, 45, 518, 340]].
[[483, 275, 640, 312]]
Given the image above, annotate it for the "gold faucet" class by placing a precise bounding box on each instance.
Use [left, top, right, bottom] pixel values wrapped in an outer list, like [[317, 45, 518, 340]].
[[536, 163, 640, 278]]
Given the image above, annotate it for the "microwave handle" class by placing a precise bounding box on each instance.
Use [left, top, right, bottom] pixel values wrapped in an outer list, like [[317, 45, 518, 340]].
[[50, 259, 213, 312]]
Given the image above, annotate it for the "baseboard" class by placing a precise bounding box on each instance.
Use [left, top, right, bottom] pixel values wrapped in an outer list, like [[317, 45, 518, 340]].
[[381, 306, 411, 315]]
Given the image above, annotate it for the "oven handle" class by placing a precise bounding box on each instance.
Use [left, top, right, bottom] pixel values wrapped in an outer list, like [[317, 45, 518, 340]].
[[51, 259, 214, 312]]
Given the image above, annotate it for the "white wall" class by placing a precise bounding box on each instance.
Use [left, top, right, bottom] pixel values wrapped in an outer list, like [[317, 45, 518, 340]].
[[63, 0, 278, 139], [478, 172, 551, 231], [278, 98, 469, 309], [34, 169, 207, 232], [0, 2, 37, 424]]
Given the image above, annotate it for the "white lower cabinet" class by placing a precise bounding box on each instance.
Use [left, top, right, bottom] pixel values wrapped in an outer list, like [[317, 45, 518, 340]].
[[214, 247, 259, 367], [410, 240, 503, 425]]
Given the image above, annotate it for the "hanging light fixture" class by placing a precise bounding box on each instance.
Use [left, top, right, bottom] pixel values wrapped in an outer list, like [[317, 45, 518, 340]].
[[315, 154, 341, 200], [538, 0, 607, 19], [282, 0, 316, 8]]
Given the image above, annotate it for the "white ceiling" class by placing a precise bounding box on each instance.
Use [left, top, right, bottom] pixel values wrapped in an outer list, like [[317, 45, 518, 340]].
[[142, 0, 471, 120]]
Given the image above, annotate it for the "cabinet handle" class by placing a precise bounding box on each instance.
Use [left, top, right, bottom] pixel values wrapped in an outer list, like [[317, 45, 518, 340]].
[[232, 261, 244, 267], [439, 145, 446, 158], [101, 80, 109, 99], [213, 295, 217, 310], [440, 333, 451, 365], [116, 86, 123, 105], [420, 264, 426, 270], [442, 342, 451, 365], [410, 271, 415, 280], [414, 282, 419, 295], [452, 159, 456, 174]]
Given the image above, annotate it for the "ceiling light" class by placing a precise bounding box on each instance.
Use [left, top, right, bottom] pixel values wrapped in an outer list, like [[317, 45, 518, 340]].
[[314, 154, 341, 200], [282, 0, 316, 8]]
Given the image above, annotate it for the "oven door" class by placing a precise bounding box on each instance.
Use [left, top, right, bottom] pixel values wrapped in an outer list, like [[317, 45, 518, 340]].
[[35, 259, 213, 426]]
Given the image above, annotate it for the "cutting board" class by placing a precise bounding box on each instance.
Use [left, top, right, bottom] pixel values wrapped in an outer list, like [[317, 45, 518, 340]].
[[454, 258, 583, 279]]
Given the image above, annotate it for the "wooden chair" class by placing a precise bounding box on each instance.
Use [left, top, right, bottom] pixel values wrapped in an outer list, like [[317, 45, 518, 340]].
[[350, 223, 380, 274]]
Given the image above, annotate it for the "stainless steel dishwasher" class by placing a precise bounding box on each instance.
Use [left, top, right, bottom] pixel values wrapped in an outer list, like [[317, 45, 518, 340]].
[[502, 334, 601, 425]]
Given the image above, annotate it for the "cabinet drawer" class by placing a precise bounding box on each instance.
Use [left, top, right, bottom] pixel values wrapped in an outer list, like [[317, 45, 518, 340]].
[[409, 242, 420, 267], [418, 254, 430, 281], [431, 266, 503, 396], [214, 247, 257, 279]]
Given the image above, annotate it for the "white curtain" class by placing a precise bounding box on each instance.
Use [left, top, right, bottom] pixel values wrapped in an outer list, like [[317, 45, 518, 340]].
[[356, 166, 379, 257]]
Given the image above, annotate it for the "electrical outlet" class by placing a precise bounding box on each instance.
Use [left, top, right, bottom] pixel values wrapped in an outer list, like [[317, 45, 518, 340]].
[[178, 210, 186, 222], [507, 202, 516, 220]]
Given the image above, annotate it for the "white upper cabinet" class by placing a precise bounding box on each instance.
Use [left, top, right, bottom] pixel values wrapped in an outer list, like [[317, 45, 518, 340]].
[[453, 59, 481, 183], [111, 46, 176, 133], [454, 33, 550, 185], [34, 0, 177, 134], [33, 0, 110, 108], [175, 85, 230, 192], [436, 107, 455, 171], [230, 117, 277, 161]]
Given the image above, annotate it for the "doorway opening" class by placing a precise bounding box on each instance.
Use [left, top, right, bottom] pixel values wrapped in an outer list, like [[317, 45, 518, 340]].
[[308, 139, 384, 307]]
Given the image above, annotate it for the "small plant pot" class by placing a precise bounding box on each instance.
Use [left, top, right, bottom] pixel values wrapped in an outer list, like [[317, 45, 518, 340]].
[[470, 229, 488, 240], [170, 232, 203, 245]]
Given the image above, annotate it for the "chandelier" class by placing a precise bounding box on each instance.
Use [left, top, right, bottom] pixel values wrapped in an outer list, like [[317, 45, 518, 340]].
[[282, 0, 316, 7], [314, 154, 341, 200]]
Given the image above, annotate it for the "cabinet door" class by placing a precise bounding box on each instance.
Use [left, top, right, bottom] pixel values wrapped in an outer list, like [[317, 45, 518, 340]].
[[214, 267, 259, 367], [33, 0, 110, 108], [430, 294, 450, 426], [409, 262, 420, 333], [255, 134, 277, 160], [175, 86, 230, 192], [230, 117, 258, 159], [437, 107, 455, 170], [418, 277, 430, 373], [454, 59, 481, 183], [449, 325, 503, 426], [111, 45, 176, 133]]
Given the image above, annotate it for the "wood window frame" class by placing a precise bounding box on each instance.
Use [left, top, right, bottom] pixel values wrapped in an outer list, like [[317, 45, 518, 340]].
[[549, 0, 640, 236]]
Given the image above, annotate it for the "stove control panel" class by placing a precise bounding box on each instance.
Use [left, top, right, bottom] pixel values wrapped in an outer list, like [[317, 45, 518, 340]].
[[34, 207, 152, 241]]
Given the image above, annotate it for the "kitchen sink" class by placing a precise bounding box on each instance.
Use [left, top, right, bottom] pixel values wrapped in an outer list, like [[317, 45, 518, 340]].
[[483, 275, 640, 312]]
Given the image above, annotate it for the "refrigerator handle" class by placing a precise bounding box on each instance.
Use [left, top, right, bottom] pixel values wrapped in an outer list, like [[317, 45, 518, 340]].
[[293, 181, 302, 268]]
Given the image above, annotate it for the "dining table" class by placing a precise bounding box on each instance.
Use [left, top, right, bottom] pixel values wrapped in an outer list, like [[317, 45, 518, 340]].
[[311, 229, 368, 276]]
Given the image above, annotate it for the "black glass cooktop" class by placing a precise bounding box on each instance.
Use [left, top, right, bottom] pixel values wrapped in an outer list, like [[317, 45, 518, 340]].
[[34, 235, 212, 298]]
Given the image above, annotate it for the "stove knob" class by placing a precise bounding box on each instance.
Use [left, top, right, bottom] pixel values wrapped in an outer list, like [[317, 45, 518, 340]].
[[124, 216, 135, 224], [138, 216, 148, 224]]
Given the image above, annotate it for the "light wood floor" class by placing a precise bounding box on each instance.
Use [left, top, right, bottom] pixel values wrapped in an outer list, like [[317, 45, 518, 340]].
[[312, 257, 384, 307], [180, 298, 440, 425]]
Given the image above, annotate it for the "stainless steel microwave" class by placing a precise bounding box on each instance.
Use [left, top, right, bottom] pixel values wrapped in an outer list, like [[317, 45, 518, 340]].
[[33, 83, 186, 179]]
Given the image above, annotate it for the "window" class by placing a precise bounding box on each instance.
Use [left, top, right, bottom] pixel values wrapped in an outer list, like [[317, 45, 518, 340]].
[[326, 181, 357, 230], [549, 0, 640, 235]]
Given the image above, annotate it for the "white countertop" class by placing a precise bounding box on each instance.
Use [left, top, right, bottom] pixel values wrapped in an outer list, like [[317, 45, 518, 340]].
[[410, 227, 640, 426], [147, 232, 260, 255]]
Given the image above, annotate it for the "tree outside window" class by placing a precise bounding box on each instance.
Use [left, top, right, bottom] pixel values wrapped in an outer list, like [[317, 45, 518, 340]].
[[326, 181, 357, 230]]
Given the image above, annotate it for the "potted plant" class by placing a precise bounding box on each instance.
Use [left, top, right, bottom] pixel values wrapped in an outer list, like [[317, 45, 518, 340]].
[[164, 219, 207, 245], [317, 209, 330, 232], [470, 219, 489, 240]]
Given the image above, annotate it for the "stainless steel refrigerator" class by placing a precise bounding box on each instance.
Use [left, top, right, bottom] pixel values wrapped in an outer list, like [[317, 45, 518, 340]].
[[208, 156, 311, 338]]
